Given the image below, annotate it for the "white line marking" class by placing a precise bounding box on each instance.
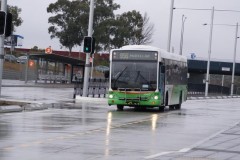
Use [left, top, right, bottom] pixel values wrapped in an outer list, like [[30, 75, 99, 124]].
[[144, 121, 240, 159]]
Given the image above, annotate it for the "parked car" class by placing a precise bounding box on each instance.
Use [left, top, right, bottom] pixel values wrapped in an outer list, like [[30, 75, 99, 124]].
[[4, 54, 17, 63], [95, 65, 109, 73], [17, 56, 28, 63]]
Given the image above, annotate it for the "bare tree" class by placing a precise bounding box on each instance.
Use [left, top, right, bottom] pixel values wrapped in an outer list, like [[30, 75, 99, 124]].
[[139, 13, 154, 45]]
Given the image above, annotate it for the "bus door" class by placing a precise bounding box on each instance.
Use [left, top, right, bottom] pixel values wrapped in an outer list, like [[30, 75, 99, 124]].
[[159, 65, 165, 105]]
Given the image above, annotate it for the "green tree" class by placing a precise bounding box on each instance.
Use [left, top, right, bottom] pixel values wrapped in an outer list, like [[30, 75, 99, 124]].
[[91, 0, 120, 51], [47, 0, 119, 53], [111, 11, 154, 48], [47, 0, 87, 53], [7, 5, 23, 31], [47, 1, 153, 52]]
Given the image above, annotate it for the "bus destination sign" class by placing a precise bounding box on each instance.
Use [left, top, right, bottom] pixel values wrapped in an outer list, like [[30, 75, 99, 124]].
[[112, 51, 158, 61]]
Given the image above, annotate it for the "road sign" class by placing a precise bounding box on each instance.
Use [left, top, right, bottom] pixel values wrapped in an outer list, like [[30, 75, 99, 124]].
[[45, 46, 52, 54]]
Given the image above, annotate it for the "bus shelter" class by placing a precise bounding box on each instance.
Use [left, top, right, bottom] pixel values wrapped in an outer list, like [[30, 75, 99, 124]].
[[28, 53, 85, 84]]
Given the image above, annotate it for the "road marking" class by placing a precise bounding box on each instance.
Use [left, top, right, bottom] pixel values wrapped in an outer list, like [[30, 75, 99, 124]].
[[145, 151, 175, 159], [3, 147, 15, 151], [33, 141, 43, 144], [144, 121, 240, 159], [179, 148, 191, 152], [20, 144, 31, 148]]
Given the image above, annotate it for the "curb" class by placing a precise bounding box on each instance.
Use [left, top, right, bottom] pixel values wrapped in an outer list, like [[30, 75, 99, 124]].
[[75, 95, 107, 103], [23, 103, 48, 111], [187, 95, 240, 100], [0, 105, 23, 113], [0, 99, 49, 113]]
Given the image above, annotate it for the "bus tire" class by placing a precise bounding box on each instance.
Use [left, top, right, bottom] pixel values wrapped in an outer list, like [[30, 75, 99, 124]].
[[175, 94, 182, 110], [169, 105, 175, 110], [159, 106, 165, 112], [117, 105, 124, 111], [165, 93, 168, 107]]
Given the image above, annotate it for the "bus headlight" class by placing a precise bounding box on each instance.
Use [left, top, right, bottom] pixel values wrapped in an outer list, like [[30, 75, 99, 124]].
[[154, 96, 158, 100], [109, 94, 114, 99]]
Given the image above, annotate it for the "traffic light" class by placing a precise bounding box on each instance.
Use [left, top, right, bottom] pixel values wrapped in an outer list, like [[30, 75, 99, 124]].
[[5, 13, 12, 37], [0, 11, 6, 35], [0, 11, 12, 37], [83, 36, 95, 53], [91, 37, 95, 54]]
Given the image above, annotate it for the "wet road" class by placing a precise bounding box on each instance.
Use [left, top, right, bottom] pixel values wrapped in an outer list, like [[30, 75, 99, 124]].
[[1, 97, 240, 160]]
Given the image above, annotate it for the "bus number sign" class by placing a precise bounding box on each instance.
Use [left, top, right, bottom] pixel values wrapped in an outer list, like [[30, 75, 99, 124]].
[[113, 51, 158, 61]]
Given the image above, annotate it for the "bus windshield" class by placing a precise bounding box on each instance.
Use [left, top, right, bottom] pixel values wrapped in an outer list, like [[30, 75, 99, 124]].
[[111, 61, 157, 91]]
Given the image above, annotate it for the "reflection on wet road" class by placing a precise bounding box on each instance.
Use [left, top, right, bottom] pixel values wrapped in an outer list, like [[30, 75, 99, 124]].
[[1, 98, 240, 159]]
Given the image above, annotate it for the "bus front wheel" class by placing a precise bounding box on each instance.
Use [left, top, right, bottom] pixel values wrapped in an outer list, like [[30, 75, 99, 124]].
[[159, 106, 165, 112], [117, 105, 124, 111]]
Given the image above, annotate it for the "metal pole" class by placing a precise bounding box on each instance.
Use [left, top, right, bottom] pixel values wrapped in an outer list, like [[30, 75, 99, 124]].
[[167, 0, 174, 52], [221, 75, 224, 86], [0, 0, 7, 96], [179, 15, 187, 55], [24, 54, 29, 84], [82, 0, 94, 97], [90, 54, 94, 79], [230, 23, 238, 96], [205, 7, 214, 97]]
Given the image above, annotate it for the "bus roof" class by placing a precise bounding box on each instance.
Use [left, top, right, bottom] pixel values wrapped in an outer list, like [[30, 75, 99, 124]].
[[113, 45, 187, 62]]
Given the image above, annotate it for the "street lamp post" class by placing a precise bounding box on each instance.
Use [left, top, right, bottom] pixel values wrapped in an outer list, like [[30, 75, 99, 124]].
[[167, 0, 174, 52], [179, 15, 187, 55], [205, 7, 215, 97], [231, 23, 239, 96]]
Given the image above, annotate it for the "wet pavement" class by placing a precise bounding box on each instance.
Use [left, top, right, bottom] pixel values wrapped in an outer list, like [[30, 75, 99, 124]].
[[0, 80, 240, 159]]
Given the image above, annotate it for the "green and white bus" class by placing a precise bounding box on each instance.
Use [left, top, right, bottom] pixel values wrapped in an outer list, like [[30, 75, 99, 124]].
[[108, 45, 188, 111]]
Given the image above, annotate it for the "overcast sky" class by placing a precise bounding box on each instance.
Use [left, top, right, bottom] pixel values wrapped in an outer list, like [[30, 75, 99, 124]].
[[7, 0, 240, 60]]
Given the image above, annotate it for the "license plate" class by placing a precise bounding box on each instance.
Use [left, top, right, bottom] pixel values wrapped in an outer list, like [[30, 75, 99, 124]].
[[126, 101, 139, 105]]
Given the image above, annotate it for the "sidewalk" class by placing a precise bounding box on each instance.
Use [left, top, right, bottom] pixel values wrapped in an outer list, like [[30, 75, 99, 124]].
[[150, 122, 240, 160], [0, 79, 74, 113], [1, 79, 74, 88]]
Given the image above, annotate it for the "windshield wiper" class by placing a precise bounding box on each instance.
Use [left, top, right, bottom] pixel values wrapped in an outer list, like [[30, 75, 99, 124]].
[[134, 71, 154, 90], [113, 66, 128, 88]]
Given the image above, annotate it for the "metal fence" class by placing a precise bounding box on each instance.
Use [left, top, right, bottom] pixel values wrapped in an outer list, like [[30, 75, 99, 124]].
[[188, 83, 230, 96], [73, 78, 109, 98]]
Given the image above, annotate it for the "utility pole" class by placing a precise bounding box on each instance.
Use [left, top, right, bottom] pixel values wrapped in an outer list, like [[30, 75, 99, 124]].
[[0, 0, 7, 97], [82, 0, 94, 97]]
